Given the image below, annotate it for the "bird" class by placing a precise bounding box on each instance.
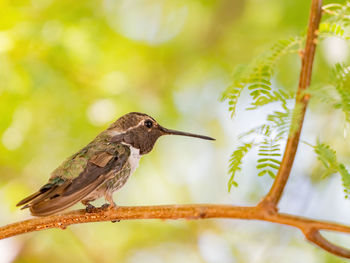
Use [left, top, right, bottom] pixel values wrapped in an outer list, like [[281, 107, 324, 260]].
[[17, 112, 215, 216]]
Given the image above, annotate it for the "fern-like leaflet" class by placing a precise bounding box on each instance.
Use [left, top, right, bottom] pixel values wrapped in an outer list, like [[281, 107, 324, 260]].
[[308, 63, 350, 124], [257, 139, 281, 178], [227, 107, 292, 190], [222, 65, 247, 116], [320, 2, 350, 39], [319, 22, 347, 39], [228, 142, 253, 191], [267, 108, 292, 139], [247, 89, 294, 110], [313, 141, 350, 197], [332, 63, 350, 123], [222, 36, 301, 117], [322, 2, 350, 26]]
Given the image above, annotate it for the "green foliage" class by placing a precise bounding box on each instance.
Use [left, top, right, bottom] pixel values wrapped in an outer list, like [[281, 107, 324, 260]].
[[267, 108, 292, 139], [332, 63, 350, 83], [248, 89, 294, 110], [238, 124, 271, 140], [227, 108, 292, 190], [319, 22, 347, 39], [319, 2, 350, 39], [227, 95, 296, 190], [311, 63, 350, 123], [298, 2, 350, 127], [228, 142, 253, 191], [313, 142, 350, 197], [332, 63, 350, 122], [224, 65, 247, 116], [224, 2, 350, 194], [257, 139, 281, 178], [314, 142, 339, 177], [222, 36, 301, 117], [322, 2, 350, 25], [308, 83, 338, 105]]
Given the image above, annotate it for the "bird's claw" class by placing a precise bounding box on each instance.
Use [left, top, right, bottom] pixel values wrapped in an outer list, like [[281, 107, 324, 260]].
[[101, 203, 116, 210], [101, 203, 118, 222], [101, 203, 110, 210], [85, 204, 96, 213]]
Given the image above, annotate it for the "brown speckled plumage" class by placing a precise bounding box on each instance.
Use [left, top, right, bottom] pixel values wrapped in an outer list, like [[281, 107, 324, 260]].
[[17, 112, 214, 216]]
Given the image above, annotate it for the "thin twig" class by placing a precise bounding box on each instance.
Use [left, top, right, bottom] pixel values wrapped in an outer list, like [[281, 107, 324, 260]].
[[304, 229, 350, 259], [259, 0, 323, 209]]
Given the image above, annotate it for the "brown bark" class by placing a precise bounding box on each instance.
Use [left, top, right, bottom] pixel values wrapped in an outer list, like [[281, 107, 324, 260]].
[[259, 0, 322, 209]]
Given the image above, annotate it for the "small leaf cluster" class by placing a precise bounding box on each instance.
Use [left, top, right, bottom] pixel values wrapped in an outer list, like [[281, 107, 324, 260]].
[[313, 142, 350, 197], [310, 63, 350, 124], [228, 142, 253, 191], [227, 108, 291, 191], [319, 2, 350, 39], [332, 63, 350, 123], [257, 139, 281, 178], [221, 37, 301, 117], [223, 35, 302, 191]]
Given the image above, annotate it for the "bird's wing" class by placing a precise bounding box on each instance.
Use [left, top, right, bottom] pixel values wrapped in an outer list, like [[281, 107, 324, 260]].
[[17, 146, 130, 216]]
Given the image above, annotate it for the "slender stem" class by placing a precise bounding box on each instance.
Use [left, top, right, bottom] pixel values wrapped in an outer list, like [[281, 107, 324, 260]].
[[260, 0, 323, 208], [322, 3, 342, 10]]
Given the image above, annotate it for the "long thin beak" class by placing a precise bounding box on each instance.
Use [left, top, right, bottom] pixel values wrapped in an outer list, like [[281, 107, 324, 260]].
[[160, 126, 215, 141]]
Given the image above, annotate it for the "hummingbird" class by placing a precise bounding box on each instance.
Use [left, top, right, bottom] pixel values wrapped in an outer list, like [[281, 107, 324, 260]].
[[17, 112, 214, 216]]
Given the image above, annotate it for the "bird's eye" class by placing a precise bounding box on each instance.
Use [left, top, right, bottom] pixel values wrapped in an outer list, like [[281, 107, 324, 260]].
[[144, 120, 153, 128]]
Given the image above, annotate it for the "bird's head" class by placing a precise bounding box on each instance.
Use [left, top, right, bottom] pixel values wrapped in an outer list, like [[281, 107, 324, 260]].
[[107, 112, 214, 154]]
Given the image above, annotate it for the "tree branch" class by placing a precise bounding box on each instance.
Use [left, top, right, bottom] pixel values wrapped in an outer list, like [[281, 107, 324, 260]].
[[3, 0, 349, 260], [259, 0, 323, 209], [304, 229, 350, 259], [1, 205, 350, 258]]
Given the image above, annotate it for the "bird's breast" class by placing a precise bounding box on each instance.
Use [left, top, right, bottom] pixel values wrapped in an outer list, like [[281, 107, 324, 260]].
[[102, 146, 140, 193], [128, 145, 141, 175]]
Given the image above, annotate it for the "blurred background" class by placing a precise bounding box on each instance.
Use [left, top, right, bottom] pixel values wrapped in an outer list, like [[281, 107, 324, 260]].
[[1, 0, 350, 262]]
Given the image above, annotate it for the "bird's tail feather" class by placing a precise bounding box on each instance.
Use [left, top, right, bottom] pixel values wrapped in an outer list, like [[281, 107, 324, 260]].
[[29, 175, 107, 217], [16, 191, 43, 207]]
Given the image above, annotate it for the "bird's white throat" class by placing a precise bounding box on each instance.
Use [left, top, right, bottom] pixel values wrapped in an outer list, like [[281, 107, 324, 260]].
[[128, 145, 141, 174], [109, 131, 141, 174]]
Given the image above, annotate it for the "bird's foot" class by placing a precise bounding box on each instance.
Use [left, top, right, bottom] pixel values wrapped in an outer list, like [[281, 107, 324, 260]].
[[101, 203, 120, 222], [101, 203, 110, 210], [101, 203, 116, 210], [85, 204, 97, 213]]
